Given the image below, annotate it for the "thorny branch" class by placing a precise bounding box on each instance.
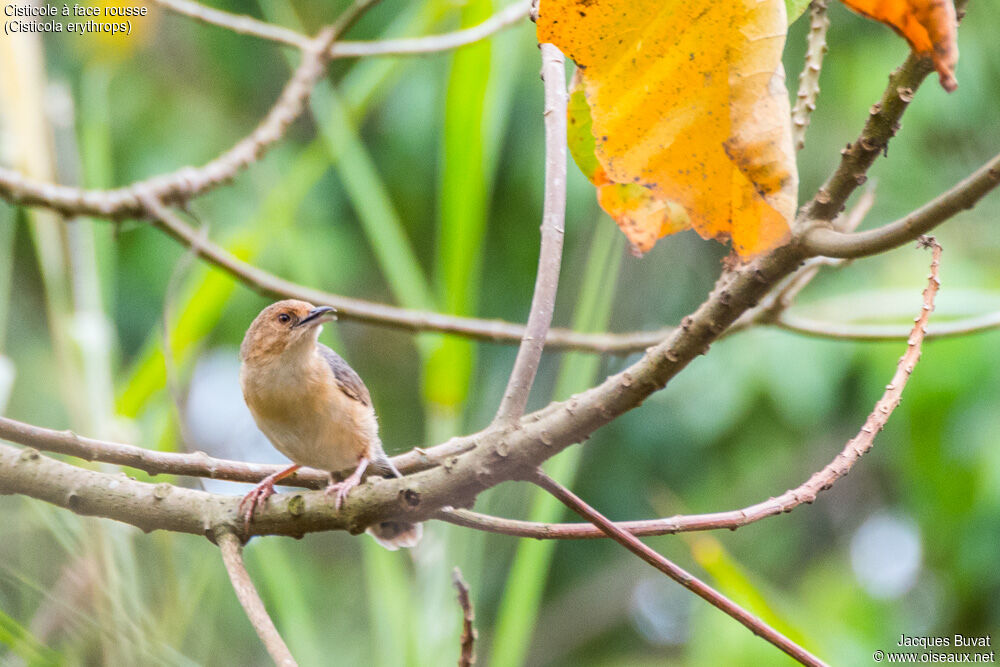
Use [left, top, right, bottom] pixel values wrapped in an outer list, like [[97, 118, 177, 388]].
[[494, 43, 568, 425], [802, 153, 1000, 258], [440, 238, 943, 540], [531, 470, 827, 667], [801, 54, 932, 225], [791, 0, 829, 151]]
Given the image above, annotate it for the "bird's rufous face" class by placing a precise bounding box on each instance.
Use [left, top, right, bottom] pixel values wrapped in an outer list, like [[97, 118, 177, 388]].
[[239, 299, 335, 363]]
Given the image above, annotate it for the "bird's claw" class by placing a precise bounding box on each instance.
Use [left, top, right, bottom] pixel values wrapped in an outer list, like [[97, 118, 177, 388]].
[[324, 478, 358, 511], [239, 480, 276, 533]]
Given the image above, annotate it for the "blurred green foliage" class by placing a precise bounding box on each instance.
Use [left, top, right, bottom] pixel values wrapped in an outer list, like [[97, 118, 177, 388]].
[[1, 1, 999, 665]]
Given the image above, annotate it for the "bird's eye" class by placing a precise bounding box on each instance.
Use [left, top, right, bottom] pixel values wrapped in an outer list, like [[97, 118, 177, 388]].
[[278, 313, 291, 324]]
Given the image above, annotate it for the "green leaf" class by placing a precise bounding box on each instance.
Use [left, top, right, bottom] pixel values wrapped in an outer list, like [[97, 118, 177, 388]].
[[567, 75, 605, 187], [786, 0, 812, 24]]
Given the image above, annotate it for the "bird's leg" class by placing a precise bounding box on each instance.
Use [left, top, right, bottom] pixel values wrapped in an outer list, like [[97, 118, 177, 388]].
[[238, 464, 301, 532], [325, 456, 370, 510]]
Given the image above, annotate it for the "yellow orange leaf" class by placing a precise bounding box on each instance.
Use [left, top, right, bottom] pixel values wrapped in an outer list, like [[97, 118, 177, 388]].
[[840, 0, 958, 91], [539, 0, 798, 257], [598, 183, 691, 256], [568, 74, 692, 254]]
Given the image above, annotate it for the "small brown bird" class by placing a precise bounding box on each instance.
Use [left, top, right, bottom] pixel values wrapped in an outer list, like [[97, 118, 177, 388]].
[[238, 299, 421, 550]]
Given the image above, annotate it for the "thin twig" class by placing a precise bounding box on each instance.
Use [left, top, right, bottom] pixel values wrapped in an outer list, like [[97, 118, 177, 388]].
[[440, 238, 944, 541], [792, 0, 830, 151], [152, 0, 307, 48], [452, 568, 477, 667], [153, 0, 529, 57], [216, 530, 297, 666], [737, 188, 876, 330], [494, 43, 568, 425], [530, 470, 827, 666], [798, 0, 969, 226], [801, 154, 1000, 258], [0, 414, 329, 485], [775, 308, 1000, 342], [139, 196, 670, 352], [0, 15, 350, 220], [798, 54, 932, 224]]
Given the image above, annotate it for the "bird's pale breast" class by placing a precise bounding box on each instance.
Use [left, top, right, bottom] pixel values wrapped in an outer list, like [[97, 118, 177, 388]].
[[241, 351, 378, 472]]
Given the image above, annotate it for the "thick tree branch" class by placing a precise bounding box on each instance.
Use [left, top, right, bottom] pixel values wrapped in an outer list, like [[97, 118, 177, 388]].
[[530, 470, 827, 667], [442, 239, 943, 539], [495, 43, 567, 424], [0, 235, 808, 543], [217, 529, 298, 667], [153, 0, 529, 57], [801, 154, 1000, 258], [791, 0, 829, 151]]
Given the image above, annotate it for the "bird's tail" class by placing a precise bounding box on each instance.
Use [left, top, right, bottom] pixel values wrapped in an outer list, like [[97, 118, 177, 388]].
[[366, 521, 423, 550], [367, 450, 422, 550]]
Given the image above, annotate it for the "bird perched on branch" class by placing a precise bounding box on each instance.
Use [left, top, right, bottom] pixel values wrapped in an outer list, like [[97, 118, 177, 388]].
[[238, 299, 421, 550]]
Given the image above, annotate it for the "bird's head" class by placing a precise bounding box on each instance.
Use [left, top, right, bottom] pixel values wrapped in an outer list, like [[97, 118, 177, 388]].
[[240, 300, 337, 364]]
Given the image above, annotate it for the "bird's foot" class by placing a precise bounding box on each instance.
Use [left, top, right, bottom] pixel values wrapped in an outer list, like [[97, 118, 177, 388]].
[[238, 464, 301, 533], [239, 481, 276, 533], [325, 457, 370, 510], [324, 477, 360, 511]]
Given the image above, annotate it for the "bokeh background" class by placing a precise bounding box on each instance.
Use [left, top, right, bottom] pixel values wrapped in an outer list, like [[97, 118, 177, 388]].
[[1, 1, 998, 665]]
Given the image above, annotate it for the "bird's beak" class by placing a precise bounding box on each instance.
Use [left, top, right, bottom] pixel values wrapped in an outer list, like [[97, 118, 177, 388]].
[[295, 306, 337, 328]]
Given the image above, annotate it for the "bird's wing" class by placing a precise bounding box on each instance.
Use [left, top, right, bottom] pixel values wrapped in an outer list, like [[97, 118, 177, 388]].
[[317, 344, 372, 407]]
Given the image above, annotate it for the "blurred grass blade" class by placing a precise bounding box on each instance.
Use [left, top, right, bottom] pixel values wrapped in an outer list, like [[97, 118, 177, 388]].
[[259, 0, 436, 316], [340, 2, 446, 118], [417, 3, 503, 665], [0, 25, 87, 428], [362, 540, 417, 666], [0, 205, 15, 353], [79, 64, 118, 316], [490, 220, 623, 667], [310, 85, 436, 313], [244, 540, 328, 666], [0, 607, 61, 666], [687, 534, 816, 651]]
